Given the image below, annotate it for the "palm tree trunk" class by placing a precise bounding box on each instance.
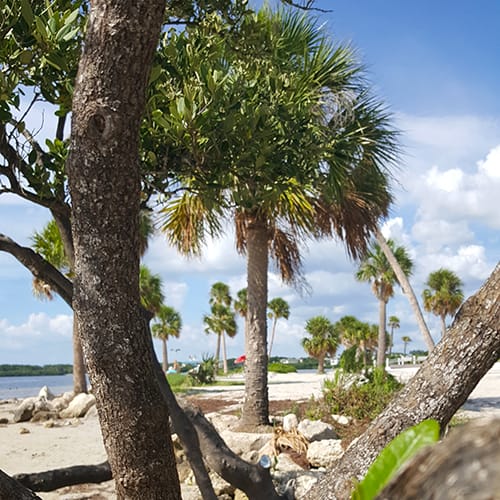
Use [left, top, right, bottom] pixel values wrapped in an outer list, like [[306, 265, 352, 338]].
[[375, 227, 435, 352], [162, 339, 169, 372], [241, 214, 270, 427], [440, 315, 447, 337], [222, 332, 228, 375], [389, 326, 394, 356], [214, 333, 221, 376], [268, 318, 277, 358], [72, 322, 87, 394], [377, 299, 387, 367], [317, 354, 325, 374]]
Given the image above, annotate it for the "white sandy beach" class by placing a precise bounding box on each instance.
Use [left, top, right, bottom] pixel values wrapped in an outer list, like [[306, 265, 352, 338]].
[[0, 363, 499, 498]]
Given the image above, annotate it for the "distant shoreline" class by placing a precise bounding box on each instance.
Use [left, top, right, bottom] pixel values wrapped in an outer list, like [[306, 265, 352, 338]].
[[0, 364, 73, 377]]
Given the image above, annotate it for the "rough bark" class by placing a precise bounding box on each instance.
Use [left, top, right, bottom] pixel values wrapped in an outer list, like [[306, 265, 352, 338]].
[[67, 1, 180, 498], [377, 418, 500, 499], [308, 263, 500, 499], [241, 215, 270, 427], [72, 322, 87, 394], [14, 462, 111, 492], [375, 227, 435, 351], [162, 338, 169, 372], [0, 470, 41, 499]]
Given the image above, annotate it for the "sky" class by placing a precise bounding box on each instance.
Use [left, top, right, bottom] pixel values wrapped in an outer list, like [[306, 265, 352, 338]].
[[1, 1, 499, 366]]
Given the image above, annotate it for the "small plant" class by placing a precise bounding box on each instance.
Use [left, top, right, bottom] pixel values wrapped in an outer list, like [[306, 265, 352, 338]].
[[268, 362, 297, 373], [166, 373, 192, 392], [188, 354, 217, 385], [339, 345, 364, 373]]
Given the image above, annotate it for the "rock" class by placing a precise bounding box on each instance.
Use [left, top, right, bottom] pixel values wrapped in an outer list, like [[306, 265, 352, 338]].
[[84, 405, 98, 419], [38, 385, 56, 400], [19, 427, 30, 434], [220, 430, 272, 456], [297, 419, 337, 442], [31, 411, 59, 422], [52, 391, 75, 412], [60, 393, 96, 418], [209, 472, 235, 497], [234, 489, 249, 500], [0, 417, 9, 424], [331, 414, 352, 426], [293, 471, 323, 498], [206, 412, 239, 432], [13, 398, 37, 423], [275, 452, 305, 472], [306, 439, 344, 468], [283, 413, 299, 432]]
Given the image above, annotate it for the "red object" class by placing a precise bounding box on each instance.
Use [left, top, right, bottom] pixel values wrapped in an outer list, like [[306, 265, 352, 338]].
[[235, 354, 246, 364]]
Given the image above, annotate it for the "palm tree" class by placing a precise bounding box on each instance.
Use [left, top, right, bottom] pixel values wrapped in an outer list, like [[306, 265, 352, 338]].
[[139, 265, 164, 317], [401, 335, 412, 355], [356, 239, 413, 368], [388, 315, 400, 356], [154, 8, 398, 426], [423, 268, 464, 337], [374, 227, 435, 352], [31, 220, 87, 394], [152, 305, 182, 372], [204, 282, 237, 375], [337, 315, 377, 368], [301, 316, 339, 374], [267, 297, 290, 357]]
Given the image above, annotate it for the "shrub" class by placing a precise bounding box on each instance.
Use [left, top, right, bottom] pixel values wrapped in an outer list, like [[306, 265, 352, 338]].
[[313, 367, 403, 421], [338, 345, 364, 373], [268, 362, 297, 373], [188, 354, 217, 385]]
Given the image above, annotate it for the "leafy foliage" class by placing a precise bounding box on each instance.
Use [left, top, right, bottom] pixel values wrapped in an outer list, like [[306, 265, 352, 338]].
[[352, 419, 440, 499], [268, 362, 297, 373], [188, 354, 217, 385]]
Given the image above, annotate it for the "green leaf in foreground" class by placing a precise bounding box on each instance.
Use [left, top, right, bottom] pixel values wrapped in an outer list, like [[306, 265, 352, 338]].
[[352, 419, 440, 500]]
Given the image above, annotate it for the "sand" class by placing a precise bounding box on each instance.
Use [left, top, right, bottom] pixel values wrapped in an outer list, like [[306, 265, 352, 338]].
[[1, 363, 499, 498]]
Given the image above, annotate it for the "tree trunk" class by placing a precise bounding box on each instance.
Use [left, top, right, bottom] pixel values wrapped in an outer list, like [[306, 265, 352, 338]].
[[162, 338, 169, 372], [0, 469, 41, 499], [222, 331, 228, 374], [377, 418, 500, 499], [377, 299, 386, 368], [67, 1, 180, 498], [241, 214, 270, 427], [375, 227, 435, 352], [214, 333, 221, 376], [440, 313, 447, 337], [317, 354, 325, 374], [268, 318, 277, 357], [72, 322, 87, 394], [308, 263, 500, 499]]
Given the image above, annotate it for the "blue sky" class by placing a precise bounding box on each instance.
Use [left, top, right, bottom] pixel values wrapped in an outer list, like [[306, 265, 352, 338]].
[[1, 1, 499, 365]]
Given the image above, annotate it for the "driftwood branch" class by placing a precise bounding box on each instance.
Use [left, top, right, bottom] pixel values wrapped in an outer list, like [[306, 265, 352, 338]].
[[14, 462, 111, 493]]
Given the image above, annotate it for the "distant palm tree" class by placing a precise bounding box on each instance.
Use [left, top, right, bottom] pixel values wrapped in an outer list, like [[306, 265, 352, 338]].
[[301, 316, 339, 374], [401, 335, 412, 355], [388, 315, 400, 356], [337, 315, 377, 368], [356, 239, 413, 368], [139, 266, 164, 317], [234, 288, 248, 319], [423, 268, 464, 337], [204, 282, 237, 374], [152, 305, 182, 372], [267, 297, 290, 357]]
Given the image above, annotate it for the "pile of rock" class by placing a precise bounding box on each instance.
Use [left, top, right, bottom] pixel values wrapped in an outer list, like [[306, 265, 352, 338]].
[[11, 386, 96, 423]]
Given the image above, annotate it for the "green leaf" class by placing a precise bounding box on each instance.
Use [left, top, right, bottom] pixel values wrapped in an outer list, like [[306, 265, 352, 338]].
[[352, 419, 440, 500], [20, 0, 34, 25]]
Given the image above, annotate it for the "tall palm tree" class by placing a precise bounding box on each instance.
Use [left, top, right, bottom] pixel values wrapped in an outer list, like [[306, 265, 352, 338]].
[[423, 268, 464, 337], [356, 239, 413, 368], [152, 305, 182, 372], [388, 315, 400, 356], [267, 297, 290, 357], [401, 335, 412, 355], [154, 8, 398, 426], [31, 220, 87, 394], [204, 282, 237, 374], [374, 227, 435, 352], [301, 316, 339, 374]]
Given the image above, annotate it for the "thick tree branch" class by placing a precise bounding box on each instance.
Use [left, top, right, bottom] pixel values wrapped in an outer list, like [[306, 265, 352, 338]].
[[0, 233, 73, 305], [0, 469, 41, 499]]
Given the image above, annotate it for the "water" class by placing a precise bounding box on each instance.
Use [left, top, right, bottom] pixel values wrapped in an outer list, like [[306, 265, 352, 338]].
[[0, 374, 74, 400]]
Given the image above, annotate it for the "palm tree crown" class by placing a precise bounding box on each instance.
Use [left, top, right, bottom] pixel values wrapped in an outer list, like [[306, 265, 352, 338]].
[[267, 297, 290, 357], [152, 305, 182, 371], [301, 316, 339, 374], [423, 268, 464, 337]]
